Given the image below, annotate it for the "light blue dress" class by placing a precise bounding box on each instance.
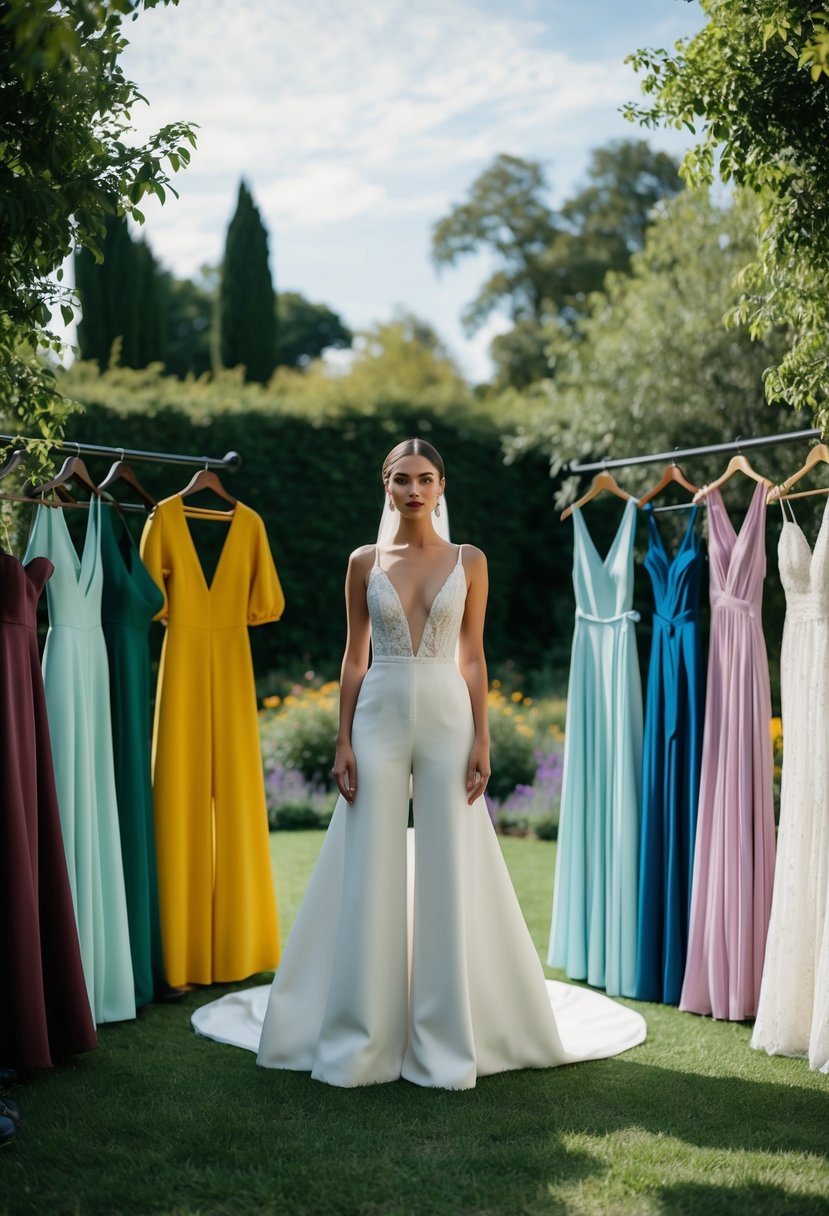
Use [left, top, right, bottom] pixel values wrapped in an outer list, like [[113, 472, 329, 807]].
[[24, 498, 136, 1025], [548, 497, 643, 997]]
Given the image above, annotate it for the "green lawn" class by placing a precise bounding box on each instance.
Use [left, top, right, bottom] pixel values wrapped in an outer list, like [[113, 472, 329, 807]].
[[2, 833, 828, 1216]]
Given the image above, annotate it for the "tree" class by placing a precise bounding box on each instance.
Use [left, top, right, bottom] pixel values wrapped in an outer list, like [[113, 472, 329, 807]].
[[432, 141, 682, 390], [162, 270, 215, 379], [624, 1, 829, 428], [75, 214, 165, 370], [0, 0, 195, 453], [218, 181, 277, 383], [506, 189, 800, 500], [275, 292, 352, 368]]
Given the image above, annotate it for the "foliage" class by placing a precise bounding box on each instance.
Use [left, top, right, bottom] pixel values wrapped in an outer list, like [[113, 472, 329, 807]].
[[275, 291, 352, 368], [624, 0, 829, 427], [218, 180, 277, 383], [506, 189, 802, 502], [0, 0, 195, 448], [75, 214, 165, 370], [161, 267, 215, 378], [432, 141, 682, 389], [259, 681, 340, 788]]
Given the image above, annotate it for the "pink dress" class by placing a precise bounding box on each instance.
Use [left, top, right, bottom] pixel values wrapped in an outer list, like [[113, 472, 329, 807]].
[[680, 481, 776, 1020]]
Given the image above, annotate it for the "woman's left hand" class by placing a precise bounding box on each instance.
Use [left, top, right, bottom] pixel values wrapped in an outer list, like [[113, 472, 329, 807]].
[[466, 739, 491, 806]]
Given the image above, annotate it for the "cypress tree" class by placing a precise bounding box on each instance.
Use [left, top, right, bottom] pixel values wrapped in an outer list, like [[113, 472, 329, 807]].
[[218, 180, 277, 382], [75, 215, 165, 369]]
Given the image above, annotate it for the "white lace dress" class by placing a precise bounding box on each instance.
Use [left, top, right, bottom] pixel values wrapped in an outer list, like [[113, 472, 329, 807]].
[[752, 498, 829, 1071]]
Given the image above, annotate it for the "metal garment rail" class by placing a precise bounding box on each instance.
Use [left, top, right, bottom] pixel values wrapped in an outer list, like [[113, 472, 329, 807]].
[[0, 434, 241, 470], [566, 427, 821, 475]]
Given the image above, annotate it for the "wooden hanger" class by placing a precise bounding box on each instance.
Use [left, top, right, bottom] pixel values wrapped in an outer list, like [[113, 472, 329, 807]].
[[693, 453, 772, 503], [176, 464, 236, 512], [769, 442, 829, 502], [0, 449, 25, 481], [637, 461, 698, 507], [23, 452, 101, 501], [560, 469, 635, 522], [98, 458, 156, 509]]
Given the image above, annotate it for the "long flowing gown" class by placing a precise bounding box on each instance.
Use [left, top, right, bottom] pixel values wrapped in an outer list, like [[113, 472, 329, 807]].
[[24, 499, 136, 1025], [547, 498, 643, 998], [191, 544, 646, 1089], [680, 481, 776, 1021], [140, 497, 284, 987], [100, 503, 166, 1007], [0, 552, 97, 1067], [634, 505, 705, 1004], [752, 497, 829, 1070]]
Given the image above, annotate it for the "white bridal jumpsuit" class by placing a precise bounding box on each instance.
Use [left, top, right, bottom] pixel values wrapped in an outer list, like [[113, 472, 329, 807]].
[[192, 544, 646, 1088]]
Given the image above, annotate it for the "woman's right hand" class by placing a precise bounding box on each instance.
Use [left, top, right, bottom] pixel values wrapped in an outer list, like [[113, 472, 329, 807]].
[[332, 741, 358, 805]]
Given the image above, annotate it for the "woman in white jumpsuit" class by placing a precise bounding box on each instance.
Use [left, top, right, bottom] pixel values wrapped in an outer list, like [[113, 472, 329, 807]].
[[192, 439, 645, 1088]]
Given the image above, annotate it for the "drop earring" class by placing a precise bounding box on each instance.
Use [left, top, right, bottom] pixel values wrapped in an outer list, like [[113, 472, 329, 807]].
[[435, 499, 441, 517], [388, 497, 395, 512]]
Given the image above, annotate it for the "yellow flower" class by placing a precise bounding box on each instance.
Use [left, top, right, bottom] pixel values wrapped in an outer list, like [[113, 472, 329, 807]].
[[491, 679, 501, 689], [262, 695, 282, 709], [511, 691, 523, 703], [769, 717, 783, 746], [522, 697, 533, 706]]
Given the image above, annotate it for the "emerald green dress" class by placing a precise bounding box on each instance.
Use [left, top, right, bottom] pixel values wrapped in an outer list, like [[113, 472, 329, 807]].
[[100, 503, 166, 1007]]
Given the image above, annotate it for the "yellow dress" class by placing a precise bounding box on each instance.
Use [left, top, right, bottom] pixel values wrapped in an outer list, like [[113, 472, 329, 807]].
[[140, 496, 284, 987]]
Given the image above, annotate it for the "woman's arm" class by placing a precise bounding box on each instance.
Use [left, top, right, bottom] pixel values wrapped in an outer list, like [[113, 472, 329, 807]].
[[331, 546, 373, 804], [458, 547, 491, 806]]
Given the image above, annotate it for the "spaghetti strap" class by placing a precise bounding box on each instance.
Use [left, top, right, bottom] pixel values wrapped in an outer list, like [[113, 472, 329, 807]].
[[374, 545, 382, 570], [455, 543, 464, 565]]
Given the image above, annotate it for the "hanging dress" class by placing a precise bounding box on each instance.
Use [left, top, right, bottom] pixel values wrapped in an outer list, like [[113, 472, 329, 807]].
[[547, 497, 643, 998], [0, 551, 97, 1067], [100, 502, 166, 1008], [140, 497, 284, 988], [24, 498, 136, 1025], [191, 544, 646, 1089], [634, 505, 705, 1004], [680, 481, 776, 1021], [752, 497, 829, 1070]]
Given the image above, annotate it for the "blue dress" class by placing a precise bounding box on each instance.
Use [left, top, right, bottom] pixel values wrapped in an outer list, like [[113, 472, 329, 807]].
[[634, 505, 705, 1004], [548, 497, 643, 997]]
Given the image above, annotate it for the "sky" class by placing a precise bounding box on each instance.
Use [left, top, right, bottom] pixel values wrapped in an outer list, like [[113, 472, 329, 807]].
[[115, 0, 706, 381]]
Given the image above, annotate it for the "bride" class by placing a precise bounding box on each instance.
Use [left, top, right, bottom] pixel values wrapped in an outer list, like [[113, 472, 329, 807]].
[[191, 438, 646, 1088]]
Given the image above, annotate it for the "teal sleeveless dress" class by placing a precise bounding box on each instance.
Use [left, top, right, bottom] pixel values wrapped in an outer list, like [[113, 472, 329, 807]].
[[548, 497, 643, 998]]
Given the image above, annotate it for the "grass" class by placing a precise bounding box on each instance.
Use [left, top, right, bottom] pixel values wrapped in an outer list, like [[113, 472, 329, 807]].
[[2, 833, 828, 1216]]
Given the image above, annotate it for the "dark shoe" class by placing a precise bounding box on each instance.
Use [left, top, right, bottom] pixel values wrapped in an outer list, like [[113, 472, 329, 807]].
[[158, 985, 188, 1002], [0, 1099, 19, 1126], [0, 1115, 15, 1147]]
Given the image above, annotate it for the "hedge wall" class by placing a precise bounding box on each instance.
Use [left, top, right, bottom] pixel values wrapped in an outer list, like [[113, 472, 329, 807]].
[[65, 392, 601, 693]]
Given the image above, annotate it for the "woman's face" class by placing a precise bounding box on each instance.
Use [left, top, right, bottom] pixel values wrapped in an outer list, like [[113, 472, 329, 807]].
[[385, 455, 445, 520]]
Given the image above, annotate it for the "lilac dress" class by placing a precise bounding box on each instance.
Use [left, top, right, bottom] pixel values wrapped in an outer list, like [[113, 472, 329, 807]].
[[680, 481, 776, 1020]]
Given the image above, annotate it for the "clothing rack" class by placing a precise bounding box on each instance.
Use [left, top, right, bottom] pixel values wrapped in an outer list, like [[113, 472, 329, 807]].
[[0, 435, 241, 470], [566, 428, 821, 476]]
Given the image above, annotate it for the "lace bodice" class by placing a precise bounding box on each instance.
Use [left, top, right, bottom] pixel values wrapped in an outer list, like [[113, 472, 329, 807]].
[[367, 546, 467, 659], [778, 498, 829, 623]]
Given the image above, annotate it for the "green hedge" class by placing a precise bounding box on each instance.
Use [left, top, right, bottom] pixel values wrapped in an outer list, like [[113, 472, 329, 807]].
[[55, 365, 598, 690]]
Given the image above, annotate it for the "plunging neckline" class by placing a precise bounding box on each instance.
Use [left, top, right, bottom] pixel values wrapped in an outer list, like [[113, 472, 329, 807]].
[[50, 497, 99, 598], [175, 496, 240, 595], [707, 480, 766, 546], [372, 552, 463, 657], [646, 503, 699, 570], [573, 497, 637, 570]]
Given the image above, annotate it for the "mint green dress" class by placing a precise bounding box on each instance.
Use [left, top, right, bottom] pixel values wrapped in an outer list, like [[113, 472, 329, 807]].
[[547, 498, 643, 997], [25, 498, 136, 1024]]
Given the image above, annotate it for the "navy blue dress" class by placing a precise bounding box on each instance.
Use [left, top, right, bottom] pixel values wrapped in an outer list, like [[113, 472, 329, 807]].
[[635, 505, 705, 1004]]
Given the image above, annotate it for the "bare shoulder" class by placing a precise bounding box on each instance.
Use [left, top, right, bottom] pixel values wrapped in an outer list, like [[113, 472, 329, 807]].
[[347, 544, 376, 582], [459, 543, 487, 571]]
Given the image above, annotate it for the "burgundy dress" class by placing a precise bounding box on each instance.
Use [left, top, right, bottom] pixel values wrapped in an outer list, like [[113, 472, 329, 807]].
[[0, 551, 97, 1068]]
